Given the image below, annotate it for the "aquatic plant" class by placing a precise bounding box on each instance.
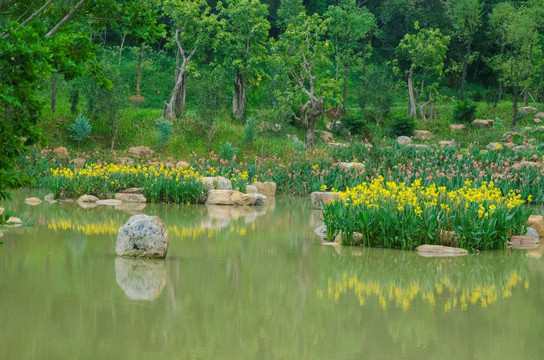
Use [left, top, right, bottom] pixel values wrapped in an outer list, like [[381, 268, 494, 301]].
[[322, 177, 530, 250]]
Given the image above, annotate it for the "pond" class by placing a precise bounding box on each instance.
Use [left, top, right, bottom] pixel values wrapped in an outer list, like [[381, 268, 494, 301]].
[[1, 190, 543, 359]]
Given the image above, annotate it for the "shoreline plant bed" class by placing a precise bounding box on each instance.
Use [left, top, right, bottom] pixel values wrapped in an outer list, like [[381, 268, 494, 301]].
[[322, 177, 530, 251], [47, 163, 205, 204]]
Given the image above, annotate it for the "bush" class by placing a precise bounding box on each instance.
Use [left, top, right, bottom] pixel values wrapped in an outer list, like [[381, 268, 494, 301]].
[[452, 100, 477, 124], [68, 114, 91, 148], [219, 141, 239, 161], [156, 119, 173, 148], [389, 114, 416, 137], [341, 111, 367, 135], [243, 118, 259, 144]]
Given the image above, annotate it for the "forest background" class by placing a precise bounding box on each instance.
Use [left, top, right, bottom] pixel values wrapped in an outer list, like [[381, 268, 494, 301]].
[[1, 0, 544, 198]]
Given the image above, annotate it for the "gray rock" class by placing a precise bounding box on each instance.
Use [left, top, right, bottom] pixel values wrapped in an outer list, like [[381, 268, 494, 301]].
[[314, 225, 327, 241], [44, 193, 56, 203], [127, 146, 153, 158], [450, 124, 466, 131], [202, 176, 232, 191], [287, 134, 299, 142], [518, 106, 538, 115], [115, 258, 166, 301], [310, 192, 339, 210], [122, 188, 145, 194], [397, 136, 412, 145], [338, 162, 364, 171], [510, 235, 540, 245], [414, 130, 432, 140], [115, 193, 147, 203], [472, 119, 494, 128], [206, 190, 266, 206], [439, 140, 454, 147], [77, 195, 99, 202], [535, 112, 544, 118], [525, 228, 539, 239], [407, 144, 431, 150], [116, 214, 168, 258]]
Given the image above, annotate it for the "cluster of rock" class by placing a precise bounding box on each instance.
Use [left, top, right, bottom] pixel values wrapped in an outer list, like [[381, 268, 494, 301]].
[[0, 206, 23, 227], [204, 181, 275, 206]]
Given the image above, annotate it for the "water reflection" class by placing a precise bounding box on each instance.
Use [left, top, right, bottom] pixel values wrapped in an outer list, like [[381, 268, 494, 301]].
[[317, 249, 529, 312], [201, 205, 266, 229], [115, 258, 167, 301]]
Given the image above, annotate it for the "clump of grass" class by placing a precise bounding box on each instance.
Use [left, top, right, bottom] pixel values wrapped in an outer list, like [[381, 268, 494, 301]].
[[322, 177, 530, 251]]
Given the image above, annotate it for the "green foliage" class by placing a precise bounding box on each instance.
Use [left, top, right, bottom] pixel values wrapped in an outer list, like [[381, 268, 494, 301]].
[[219, 142, 239, 161], [360, 66, 395, 123], [452, 100, 477, 124], [68, 114, 92, 146], [156, 119, 173, 147], [389, 114, 416, 137], [243, 118, 259, 144], [341, 112, 367, 135], [293, 139, 306, 152]]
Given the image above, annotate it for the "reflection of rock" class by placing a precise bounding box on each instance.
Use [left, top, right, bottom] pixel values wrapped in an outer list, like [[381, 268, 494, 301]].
[[44, 194, 56, 203], [201, 205, 266, 229], [310, 210, 324, 227], [77, 201, 98, 209], [314, 225, 327, 241], [416, 245, 468, 257], [6, 217, 22, 227], [116, 214, 168, 258], [527, 244, 543, 258], [114, 203, 147, 213], [115, 258, 166, 301], [25, 197, 42, 205]]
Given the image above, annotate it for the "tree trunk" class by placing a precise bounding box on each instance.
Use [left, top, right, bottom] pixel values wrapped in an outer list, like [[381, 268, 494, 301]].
[[233, 70, 247, 121], [51, 73, 57, 113], [407, 69, 417, 117], [512, 84, 519, 129], [342, 62, 348, 114], [164, 66, 187, 119], [175, 73, 187, 117], [300, 97, 323, 149], [136, 44, 143, 97], [118, 31, 126, 66], [460, 36, 472, 102]]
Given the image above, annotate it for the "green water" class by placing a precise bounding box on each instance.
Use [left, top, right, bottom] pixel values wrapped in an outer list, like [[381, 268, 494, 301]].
[[1, 190, 543, 359]]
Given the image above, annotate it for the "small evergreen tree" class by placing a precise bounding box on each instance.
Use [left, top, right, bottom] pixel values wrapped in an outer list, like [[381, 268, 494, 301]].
[[68, 114, 92, 149]]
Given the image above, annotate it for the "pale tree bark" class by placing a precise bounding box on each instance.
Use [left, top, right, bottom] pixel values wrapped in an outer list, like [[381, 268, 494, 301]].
[[45, 0, 87, 38], [136, 44, 143, 97], [21, 0, 53, 26], [460, 35, 473, 101], [407, 69, 417, 117], [118, 31, 126, 66], [163, 29, 197, 119], [232, 70, 247, 121]]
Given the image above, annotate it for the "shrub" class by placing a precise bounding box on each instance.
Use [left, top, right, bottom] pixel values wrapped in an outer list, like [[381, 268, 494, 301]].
[[68, 114, 92, 148], [243, 118, 259, 144], [341, 111, 367, 135], [219, 142, 239, 161], [156, 119, 173, 148], [389, 114, 416, 137], [452, 100, 477, 124]]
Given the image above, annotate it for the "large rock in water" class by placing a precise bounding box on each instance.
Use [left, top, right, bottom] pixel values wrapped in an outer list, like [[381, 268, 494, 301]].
[[202, 176, 232, 191], [116, 214, 168, 258], [206, 190, 266, 206]]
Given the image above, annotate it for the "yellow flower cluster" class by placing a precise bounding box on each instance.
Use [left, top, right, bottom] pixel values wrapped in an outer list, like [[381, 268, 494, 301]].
[[317, 271, 525, 312], [334, 177, 526, 216], [51, 163, 204, 182]]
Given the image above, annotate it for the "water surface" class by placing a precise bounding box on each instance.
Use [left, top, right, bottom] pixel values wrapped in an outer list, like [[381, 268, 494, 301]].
[[1, 190, 543, 359]]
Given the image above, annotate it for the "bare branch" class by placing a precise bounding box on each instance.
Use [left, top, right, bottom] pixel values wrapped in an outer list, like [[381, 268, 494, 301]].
[[21, 0, 53, 26], [45, 0, 87, 38]]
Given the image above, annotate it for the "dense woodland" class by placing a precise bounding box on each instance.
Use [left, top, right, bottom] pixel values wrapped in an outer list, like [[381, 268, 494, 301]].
[[1, 0, 544, 197]]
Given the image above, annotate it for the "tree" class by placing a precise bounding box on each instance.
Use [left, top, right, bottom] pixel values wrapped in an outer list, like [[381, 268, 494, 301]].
[[162, 0, 218, 119], [397, 23, 450, 120], [277, 0, 304, 30], [447, 0, 482, 101], [0, 0, 114, 199], [119, 1, 165, 103], [276, 13, 335, 149], [216, 0, 270, 121], [324, 0, 376, 112]]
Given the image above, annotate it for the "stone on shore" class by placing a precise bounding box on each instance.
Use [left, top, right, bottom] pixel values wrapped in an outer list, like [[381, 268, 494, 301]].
[[202, 176, 232, 191], [127, 146, 153, 158], [314, 225, 327, 242], [122, 188, 145, 194], [397, 136, 412, 145], [439, 140, 454, 147], [116, 214, 168, 258], [253, 181, 277, 196], [414, 130, 432, 140], [334, 232, 363, 246], [44, 194, 56, 203], [25, 197, 42, 205], [527, 215, 544, 236], [518, 106, 538, 115], [115, 193, 147, 203], [338, 162, 364, 171], [206, 190, 266, 206], [450, 124, 466, 131], [77, 195, 99, 202], [310, 192, 339, 210], [245, 185, 258, 194], [472, 119, 494, 128], [416, 245, 468, 257], [510, 235, 540, 245]]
